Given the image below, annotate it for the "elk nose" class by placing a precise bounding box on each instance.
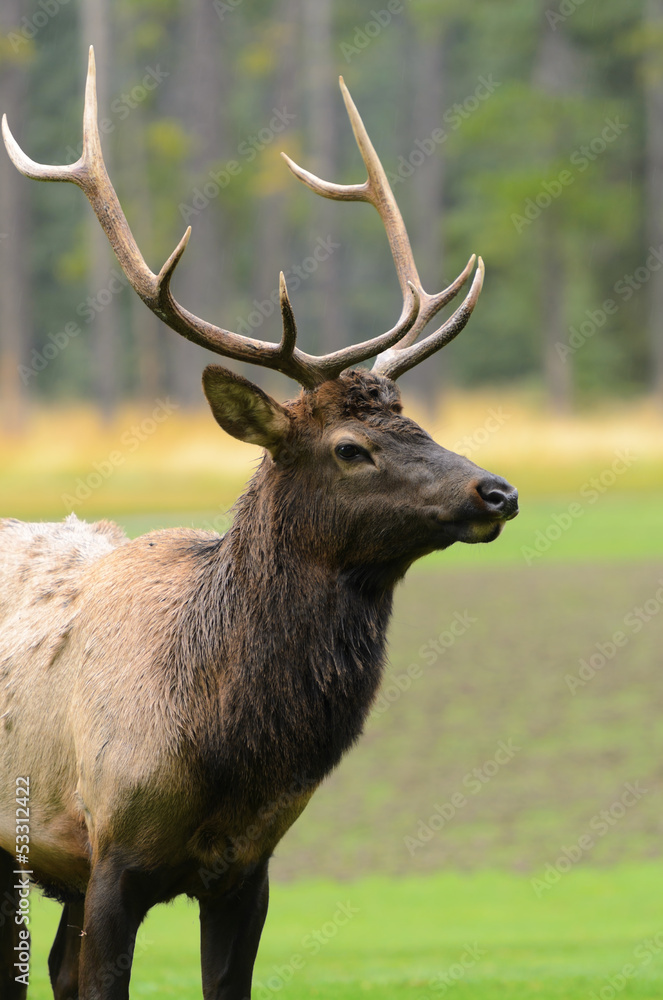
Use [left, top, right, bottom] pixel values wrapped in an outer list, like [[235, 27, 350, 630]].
[[475, 476, 519, 519]]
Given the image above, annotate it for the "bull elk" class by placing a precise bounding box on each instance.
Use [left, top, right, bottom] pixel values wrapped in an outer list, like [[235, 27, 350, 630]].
[[0, 49, 517, 1000]]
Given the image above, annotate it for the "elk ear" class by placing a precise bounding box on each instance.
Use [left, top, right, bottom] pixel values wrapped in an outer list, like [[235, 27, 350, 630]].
[[202, 365, 291, 454]]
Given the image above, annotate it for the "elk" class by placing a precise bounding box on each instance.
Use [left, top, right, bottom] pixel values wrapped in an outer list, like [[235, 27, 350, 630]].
[[0, 48, 517, 1000]]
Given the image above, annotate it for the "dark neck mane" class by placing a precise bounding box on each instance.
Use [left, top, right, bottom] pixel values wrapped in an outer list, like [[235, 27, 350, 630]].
[[178, 463, 394, 804]]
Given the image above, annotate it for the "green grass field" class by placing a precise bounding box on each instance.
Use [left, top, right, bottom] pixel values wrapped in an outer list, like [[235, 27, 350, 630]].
[[26, 866, 663, 998]]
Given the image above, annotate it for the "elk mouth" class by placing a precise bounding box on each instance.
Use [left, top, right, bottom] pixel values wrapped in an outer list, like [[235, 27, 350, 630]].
[[431, 502, 518, 545], [454, 518, 506, 544]]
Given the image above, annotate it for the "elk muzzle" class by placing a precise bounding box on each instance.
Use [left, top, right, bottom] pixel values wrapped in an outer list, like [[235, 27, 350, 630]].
[[432, 470, 518, 545]]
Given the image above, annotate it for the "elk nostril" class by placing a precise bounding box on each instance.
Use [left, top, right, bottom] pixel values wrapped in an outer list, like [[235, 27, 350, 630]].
[[475, 480, 506, 507], [475, 478, 519, 516]]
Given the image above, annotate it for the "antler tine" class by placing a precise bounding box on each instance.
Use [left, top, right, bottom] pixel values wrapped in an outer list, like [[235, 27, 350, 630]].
[[282, 77, 483, 373], [373, 257, 485, 381], [278, 272, 298, 360]]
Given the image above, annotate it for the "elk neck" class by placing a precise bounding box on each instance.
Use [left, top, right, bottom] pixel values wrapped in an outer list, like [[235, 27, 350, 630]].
[[179, 457, 395, 804]]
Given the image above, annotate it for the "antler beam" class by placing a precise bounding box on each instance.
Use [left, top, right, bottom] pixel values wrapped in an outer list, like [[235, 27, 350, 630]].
[[3, 51, 482, 387], [283, 77, 484, 381], [1, 48, 420, 389]]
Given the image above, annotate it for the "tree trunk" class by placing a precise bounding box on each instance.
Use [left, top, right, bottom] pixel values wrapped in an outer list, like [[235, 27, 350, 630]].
[[252, 0, 299, 390], [303, 0, 344, 352], [644, 0, 663, 404], [80, 0, 119, 421], [410, 25, 445, 409], [540, 215, 571, 414], [173, 0, 233, 408], [0, 0, 30, 432], [115, 6, 164, 407], [532, 4, 575, 413]]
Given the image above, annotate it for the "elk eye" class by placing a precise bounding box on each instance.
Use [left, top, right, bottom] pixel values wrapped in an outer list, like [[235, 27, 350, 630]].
[[335, 443, 367, 461]]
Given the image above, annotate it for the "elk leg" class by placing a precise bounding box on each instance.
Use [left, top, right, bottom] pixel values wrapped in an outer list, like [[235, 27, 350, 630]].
[[78, 855, 148, 1000], [0, 848, 28, 1000], [49, 898, 85, 1000], [199, 861, 270, 1000]]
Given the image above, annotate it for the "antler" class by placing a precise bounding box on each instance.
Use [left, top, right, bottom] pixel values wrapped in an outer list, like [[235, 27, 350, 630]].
[[1, 47, 420, 390], [283, 77, 484, 381]]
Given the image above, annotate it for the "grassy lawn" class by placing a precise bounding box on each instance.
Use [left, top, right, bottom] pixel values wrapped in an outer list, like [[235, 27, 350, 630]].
[[25, 865, 663, 998], [19, 550, 663, 998]]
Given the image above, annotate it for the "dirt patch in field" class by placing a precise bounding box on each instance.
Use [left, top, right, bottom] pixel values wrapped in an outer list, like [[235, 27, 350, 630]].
[[272, 560, 663, 880]]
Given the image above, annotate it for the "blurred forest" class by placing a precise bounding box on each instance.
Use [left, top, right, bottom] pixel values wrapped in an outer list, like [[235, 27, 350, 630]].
[[0, 0, 662, 429]]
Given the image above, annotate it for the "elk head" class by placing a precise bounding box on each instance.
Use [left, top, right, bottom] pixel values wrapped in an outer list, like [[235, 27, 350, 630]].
[[2, 48, 517, 580]]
